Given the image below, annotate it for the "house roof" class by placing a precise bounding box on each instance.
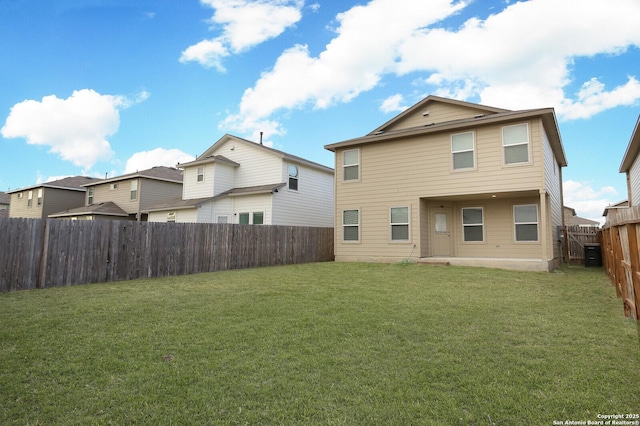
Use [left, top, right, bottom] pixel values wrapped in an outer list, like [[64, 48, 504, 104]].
[[0, 192, 9, 205], [8, 176, 101, 194], [603, 199, 629, 216], [177, 154, 240, 168], [324, 97, 567, 167], [48, 201, 129, 218], [143, 183, 286, 213], [83, 166, 183, 187], [619, 115, 640, 172], [181, 134, 334, 174], [369, 95, 510, 135]]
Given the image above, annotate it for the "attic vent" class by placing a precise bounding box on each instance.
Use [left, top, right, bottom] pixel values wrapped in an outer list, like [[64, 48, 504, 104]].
[[424, 122, 436, 127], [422, 110, 430, 116], [374, 131, 384, 135], [474, 114, 485, 118]]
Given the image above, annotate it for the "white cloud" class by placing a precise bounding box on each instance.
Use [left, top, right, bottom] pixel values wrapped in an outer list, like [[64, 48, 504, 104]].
[[1, 89, 148, 170], [563, 180, 619, 224], [223, 0, 465, 134], [124, 148, 195, 174], [223, 0, 640, 135], [180, 0, 303, 71], [380, 94, 408, 113]]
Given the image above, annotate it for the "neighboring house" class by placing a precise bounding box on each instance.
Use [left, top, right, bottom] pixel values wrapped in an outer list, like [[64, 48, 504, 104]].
[[563, 206, 600, 227], [7, 176, 101, 219], [603, 199, 629, 223], [49, 166, 183, 221], [0, 192, 9, 218], [619, 115, 640, 206], [324, 95, 568, 272], [144, 134, 334, 227]]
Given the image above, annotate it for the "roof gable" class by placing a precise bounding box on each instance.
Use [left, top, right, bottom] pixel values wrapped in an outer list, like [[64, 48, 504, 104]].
[[84, 166, 183, 187], [184, 133, 333, 173], [370, 95, 510, 135], [619, 115, 640, 172]]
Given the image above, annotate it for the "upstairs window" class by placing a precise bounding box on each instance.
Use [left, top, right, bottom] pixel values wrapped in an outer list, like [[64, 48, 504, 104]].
[[451, 132, 475, 170], [390, 207, 409, 241], [37, 188, 43, 206], [110, 183, 118, 190], [27, 190, 33, 208], [343, 149, 360, 181], [462, 207, 484, 242], [197, 166, 204, 182], [130, 180, 138, 201], [288, 164, 299, 191], [514, 204, 539, 242], [503, 123, 529, 165], [87, 187, 94, 205], [343, 209, 360, 241]]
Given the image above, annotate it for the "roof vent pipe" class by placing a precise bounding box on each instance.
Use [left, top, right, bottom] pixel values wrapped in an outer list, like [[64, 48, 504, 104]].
[[260, 131, 263, 145]]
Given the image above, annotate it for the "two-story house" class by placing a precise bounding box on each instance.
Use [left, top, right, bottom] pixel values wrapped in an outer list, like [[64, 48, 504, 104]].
[[324, 95, 568, 271], [7, 176, 101, 219], [144, 134, 334, 227], [49, 166, 183, 221], [619, 115, 640, 208]]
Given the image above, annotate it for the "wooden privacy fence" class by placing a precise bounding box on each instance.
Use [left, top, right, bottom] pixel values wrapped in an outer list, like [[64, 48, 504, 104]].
[[601, 206, 640, 320], [0, 218, 334, 292], [563, 225, 600, 265]]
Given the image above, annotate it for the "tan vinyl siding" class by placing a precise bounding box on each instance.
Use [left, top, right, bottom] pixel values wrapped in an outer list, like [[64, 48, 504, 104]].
[[542, 124, 564, 263], [385, 103, 493, 132], [629, 153, 640, 207], [333, 119, 550, 264], [336, 121, 543, 200], [138, 179, 183, 211], [91, 178, 140, 215], [10, 188, 85, 219]]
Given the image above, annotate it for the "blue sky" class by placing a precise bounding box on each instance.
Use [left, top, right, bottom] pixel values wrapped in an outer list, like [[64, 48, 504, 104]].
[[1, 0, 640, 222]]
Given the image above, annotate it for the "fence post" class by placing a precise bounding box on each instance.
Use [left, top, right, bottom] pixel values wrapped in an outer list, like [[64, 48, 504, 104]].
[[37, 219, 50, 289], [625, 223, 640, 320]]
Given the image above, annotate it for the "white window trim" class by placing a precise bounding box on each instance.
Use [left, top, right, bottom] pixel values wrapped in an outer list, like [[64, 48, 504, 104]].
[[343, 148, 360, 182], [502, 123, 531, 166], [196, 166, 205, 183], [461, 206, 485, 243], [87, 188, 94, 205], [342, 208, 360, 242], [288, 164, 299, 191], [390, 206, 410, 242], [130, 180, 138, 201], [451, 131, 476, 171], [513, 204, 539, 243]]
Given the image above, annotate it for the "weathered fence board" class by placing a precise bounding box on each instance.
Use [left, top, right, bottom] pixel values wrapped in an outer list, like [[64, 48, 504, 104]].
[[0, 218, 334, 292], [565, 225, 599, 265], [601, 206, 640, 320]]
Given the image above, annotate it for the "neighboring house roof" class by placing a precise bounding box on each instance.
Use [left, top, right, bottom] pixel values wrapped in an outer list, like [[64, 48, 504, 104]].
[[603, 200, 629, 217], [619, 115, 640, 172], [7, 176, 101, 193], [324, 96, 567, 167], [0, 191, 9, 205], [180, 134, 334, 173], [563, 206, 599, 226], [143, 183, 287, 213], [83, 166, 183, 187], [48, 201, 129, 218]]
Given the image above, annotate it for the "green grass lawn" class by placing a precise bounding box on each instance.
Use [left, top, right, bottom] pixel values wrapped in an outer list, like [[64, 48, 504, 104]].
[[1, 263, 638, 425]]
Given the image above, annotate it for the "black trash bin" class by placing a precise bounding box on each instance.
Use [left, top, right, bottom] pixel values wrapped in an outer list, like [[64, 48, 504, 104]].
[[584, 243, 602, 267]]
